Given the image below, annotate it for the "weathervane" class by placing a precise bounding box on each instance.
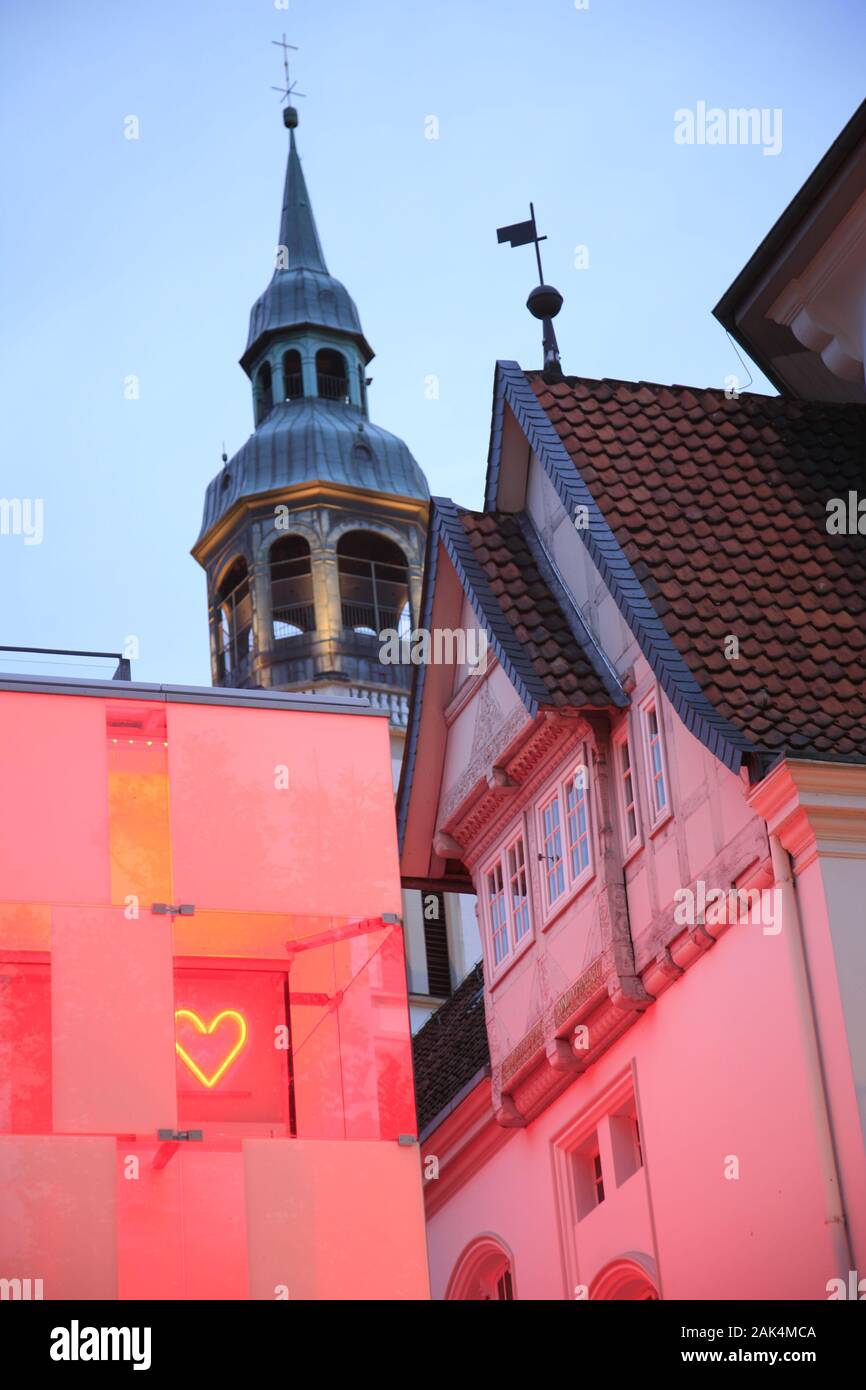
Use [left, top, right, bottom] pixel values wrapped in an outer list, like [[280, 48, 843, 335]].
[[497, 203, 565, 384], [271, 34, 306, 124]]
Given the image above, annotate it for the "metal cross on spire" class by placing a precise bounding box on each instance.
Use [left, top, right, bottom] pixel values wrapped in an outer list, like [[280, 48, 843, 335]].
[[271, 34, 306, 106]]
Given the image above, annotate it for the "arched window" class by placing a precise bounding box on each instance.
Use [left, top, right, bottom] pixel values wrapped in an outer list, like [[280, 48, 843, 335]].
[[446, 1236, 516, 1301], [590, 1257, 659, 1301], [215, 557, 253, 681], [270, 535, 315, 639], [337, 532, 411, 639], [282, 349, 303, 401], [255, 362, 273, 424], [316, 348, 349, 403]]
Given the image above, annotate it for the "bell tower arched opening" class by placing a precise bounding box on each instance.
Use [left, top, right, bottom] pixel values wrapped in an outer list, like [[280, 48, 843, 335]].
[[270, 535, 315, 639], [214, 557, 253, 682], [337, 532, 411, 639]]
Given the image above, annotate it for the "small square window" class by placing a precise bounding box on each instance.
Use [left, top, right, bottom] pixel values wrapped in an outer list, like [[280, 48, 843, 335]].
[[610, 1097, 645, 1187], [572, 1132, 606, 1220], [592, 1150, 605, 1205]]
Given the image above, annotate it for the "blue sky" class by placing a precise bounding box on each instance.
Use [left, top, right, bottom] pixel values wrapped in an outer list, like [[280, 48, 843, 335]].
[[1, 0, 864, 686]]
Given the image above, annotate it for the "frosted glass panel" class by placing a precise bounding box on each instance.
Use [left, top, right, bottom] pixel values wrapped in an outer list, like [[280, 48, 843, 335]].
[[52, 906, 177, 1135], [244, 1138, 429, 1300], [166, 702, 400, 917], [0, 693, 110, 906], [0, 1136, 117, 1299]]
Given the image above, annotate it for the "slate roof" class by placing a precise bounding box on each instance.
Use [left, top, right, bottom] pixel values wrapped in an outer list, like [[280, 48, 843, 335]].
[[198, 398, 429, 539], [412, 962, 489, 1134], [531, 373, 866, 764], [459, 510, 618, 708], [243, 128, 372, 367]]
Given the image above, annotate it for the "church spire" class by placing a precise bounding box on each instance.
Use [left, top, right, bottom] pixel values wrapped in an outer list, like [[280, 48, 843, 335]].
[[241, 100, 373, 377], [278, 112, 328, 274]]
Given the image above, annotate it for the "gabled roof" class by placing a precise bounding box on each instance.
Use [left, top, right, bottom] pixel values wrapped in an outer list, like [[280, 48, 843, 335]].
[[396, 497, 624, 855], [412, 961, 488, 1135], [713, 98, 866, 400], [491, 363, 866, 767], [438, 501, 624, 712]]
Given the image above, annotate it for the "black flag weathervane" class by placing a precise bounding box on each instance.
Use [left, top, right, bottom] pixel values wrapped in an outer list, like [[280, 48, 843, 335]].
[[497, 203, 565, 384]]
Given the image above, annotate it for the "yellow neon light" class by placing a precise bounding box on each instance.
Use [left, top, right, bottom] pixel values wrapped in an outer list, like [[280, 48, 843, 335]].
[[174, 1008, 248, 1089]]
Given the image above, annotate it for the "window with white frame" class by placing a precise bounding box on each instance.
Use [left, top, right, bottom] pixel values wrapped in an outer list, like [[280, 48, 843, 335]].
[[613, 724, 641, 855], [484, 833, 533, 969], [538, 758, 594, 912], [564, 769, 591, 879], [540, 797, 565, 905], [639, 693, 670, 828], [485, 860, 509, 966], [506, 837, 531, 945]]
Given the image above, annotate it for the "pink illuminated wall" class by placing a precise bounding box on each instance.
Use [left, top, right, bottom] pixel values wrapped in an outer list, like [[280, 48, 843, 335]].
[[0, 685, 428, 1301]]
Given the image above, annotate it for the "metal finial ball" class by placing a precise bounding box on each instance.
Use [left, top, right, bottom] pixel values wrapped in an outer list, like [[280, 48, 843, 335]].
[[283, 105, 299, 129], [527, 284, 563, 320]]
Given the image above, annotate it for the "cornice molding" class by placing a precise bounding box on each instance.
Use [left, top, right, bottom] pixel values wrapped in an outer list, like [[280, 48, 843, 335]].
[[749, 758, 866, 867], [193, 481, 429, 564]]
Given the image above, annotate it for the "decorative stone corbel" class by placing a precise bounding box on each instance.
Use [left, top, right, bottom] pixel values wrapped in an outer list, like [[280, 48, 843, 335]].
[[655, 946, 684, 981], [486, 764, 518, 789], [433, 830, 463, 858], [545, 1036, 582, 1072], [494, 1096, 526, 1129]]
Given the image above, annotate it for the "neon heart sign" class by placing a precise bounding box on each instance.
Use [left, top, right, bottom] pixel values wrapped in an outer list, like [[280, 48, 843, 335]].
[[174, 1008, 248, 1088]]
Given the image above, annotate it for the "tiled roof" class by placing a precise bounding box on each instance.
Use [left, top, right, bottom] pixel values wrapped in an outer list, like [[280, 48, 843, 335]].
[[531, 374, 866, 764], [412, 962, 488, 1134], [458, 510, 617, 708]]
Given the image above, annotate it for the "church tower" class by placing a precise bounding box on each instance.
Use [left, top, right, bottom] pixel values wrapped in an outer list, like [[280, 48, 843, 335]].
[[192, 103, 429, 744], [192, 103, 479, 1025]]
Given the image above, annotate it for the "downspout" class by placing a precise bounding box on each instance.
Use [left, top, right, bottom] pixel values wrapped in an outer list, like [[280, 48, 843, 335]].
[[589, 713, 650, 1010], [769, 834, 854, 1277]]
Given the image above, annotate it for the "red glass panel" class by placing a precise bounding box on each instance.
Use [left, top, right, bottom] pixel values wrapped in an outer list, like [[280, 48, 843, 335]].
[[52, 906, 177, 1135], [165, 702, 401, 918], [174, 968, 291, 1133], [0, 1136, 117, 1299], [0, 962, 51, 1133], [243, 1138, 430, 1300], [0, 693, 110, 906]]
